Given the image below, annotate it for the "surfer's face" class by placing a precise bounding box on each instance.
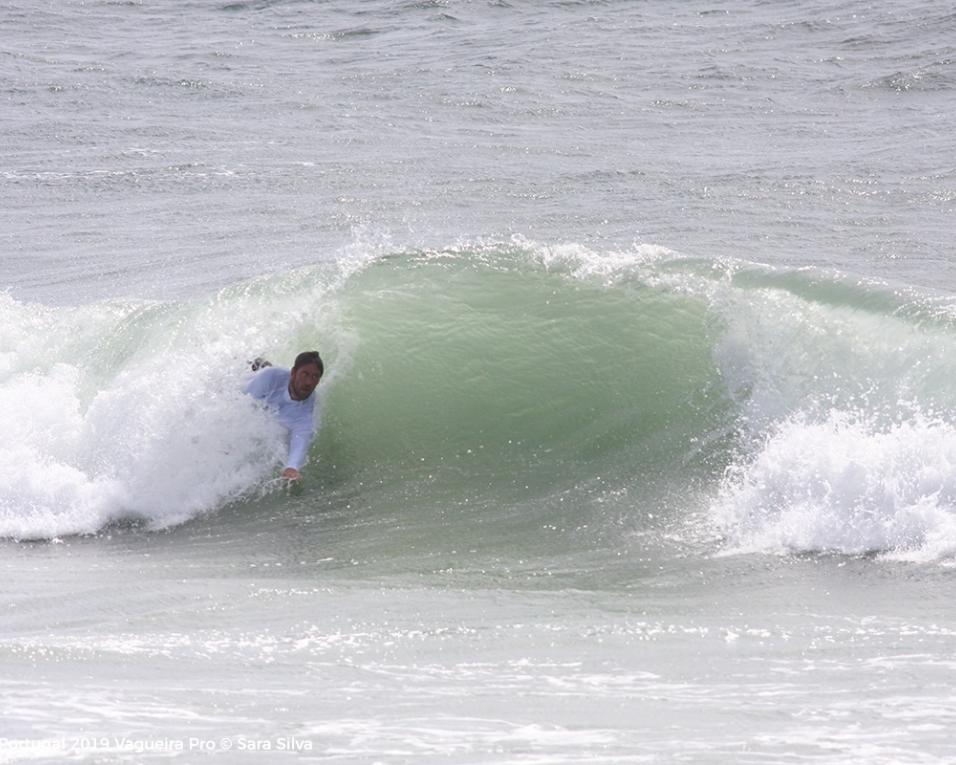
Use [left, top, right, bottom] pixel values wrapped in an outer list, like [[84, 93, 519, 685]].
[[289, 363, 322, 401]]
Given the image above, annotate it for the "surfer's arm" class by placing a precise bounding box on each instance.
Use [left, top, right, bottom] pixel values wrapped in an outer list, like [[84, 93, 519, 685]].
[[285, 421, 315, 474]]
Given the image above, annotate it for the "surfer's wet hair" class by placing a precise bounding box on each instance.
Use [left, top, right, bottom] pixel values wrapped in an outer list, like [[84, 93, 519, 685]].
[[293, 350, 324, 376]]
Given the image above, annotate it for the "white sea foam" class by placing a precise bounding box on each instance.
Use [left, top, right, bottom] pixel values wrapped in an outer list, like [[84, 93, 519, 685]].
[[0, 358, 287, 538], [0, 270, 353, 538], [712, 410, 956, 560]]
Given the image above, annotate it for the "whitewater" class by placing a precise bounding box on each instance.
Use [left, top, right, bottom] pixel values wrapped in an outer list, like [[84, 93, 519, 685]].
[[3, 0, 956, 763]]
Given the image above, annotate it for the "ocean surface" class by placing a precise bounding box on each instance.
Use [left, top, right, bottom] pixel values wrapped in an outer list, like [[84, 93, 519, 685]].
[[2, 0, 956, 762]]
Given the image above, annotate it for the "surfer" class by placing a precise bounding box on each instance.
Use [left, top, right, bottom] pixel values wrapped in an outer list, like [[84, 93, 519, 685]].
[[244, 351, 324, 482]]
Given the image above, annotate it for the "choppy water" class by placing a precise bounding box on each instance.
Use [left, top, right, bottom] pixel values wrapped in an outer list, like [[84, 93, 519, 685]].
[[2, 1, 956, 763]]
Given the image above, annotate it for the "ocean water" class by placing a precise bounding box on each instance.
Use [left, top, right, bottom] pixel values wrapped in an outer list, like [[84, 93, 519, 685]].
[[2, 0, 956, 762]]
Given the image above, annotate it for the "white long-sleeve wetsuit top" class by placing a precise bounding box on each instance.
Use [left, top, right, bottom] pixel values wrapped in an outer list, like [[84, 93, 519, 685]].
[[244, 366, 316, 471]]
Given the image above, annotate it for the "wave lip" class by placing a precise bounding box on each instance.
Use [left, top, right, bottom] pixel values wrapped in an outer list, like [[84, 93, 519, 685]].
[[711, 410, 956, 561]]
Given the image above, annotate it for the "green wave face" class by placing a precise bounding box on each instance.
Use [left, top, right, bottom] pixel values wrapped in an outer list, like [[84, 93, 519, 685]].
[[318, 249, 731, 507], [305, 245, 956, 565]]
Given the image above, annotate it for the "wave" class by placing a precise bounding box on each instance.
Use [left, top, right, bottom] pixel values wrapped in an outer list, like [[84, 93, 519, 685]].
[[4, 239, 956, 561]]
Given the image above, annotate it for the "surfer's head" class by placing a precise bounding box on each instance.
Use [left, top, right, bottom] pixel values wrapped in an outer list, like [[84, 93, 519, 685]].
[[289, 351, 323, 401]]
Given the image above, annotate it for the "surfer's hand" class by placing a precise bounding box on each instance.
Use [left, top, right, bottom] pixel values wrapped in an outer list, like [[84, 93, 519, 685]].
[[281, 468, 301, 481]]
